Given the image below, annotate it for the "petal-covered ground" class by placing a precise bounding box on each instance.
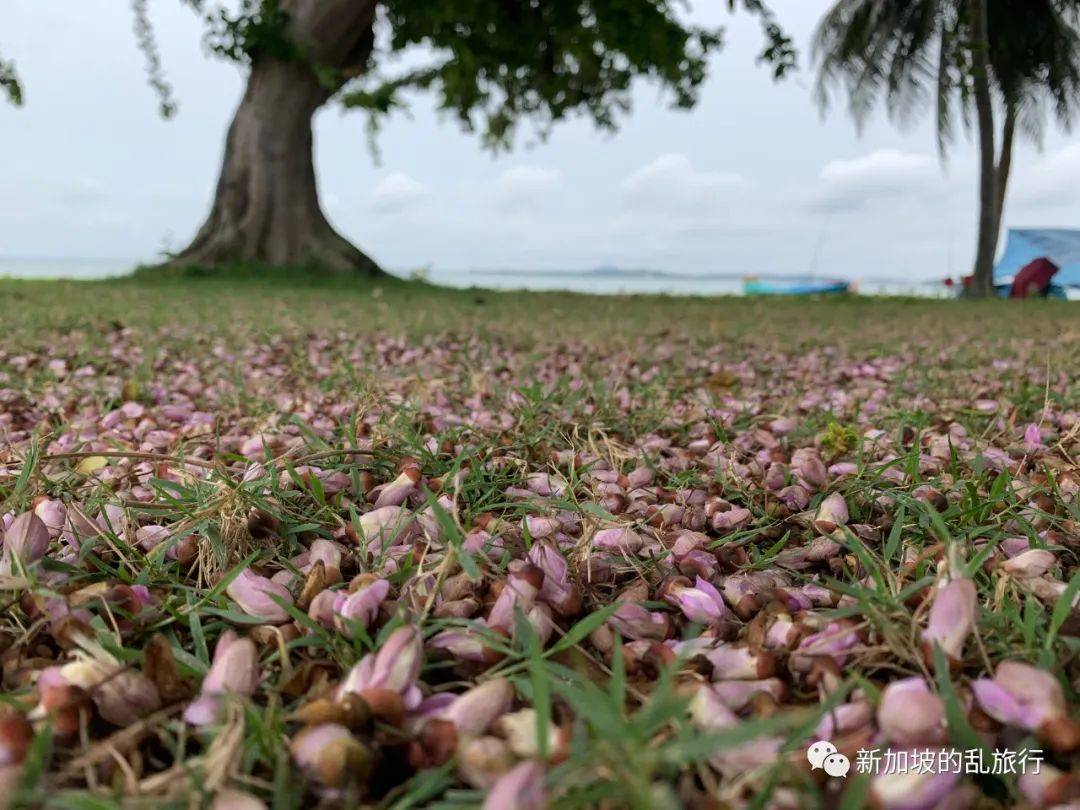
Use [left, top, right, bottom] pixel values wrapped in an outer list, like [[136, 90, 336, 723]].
[[1, 276, 1079, 809]]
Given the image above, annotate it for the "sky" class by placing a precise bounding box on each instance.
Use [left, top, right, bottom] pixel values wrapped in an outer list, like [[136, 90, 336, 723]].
[[2, 1, 1079, 280]]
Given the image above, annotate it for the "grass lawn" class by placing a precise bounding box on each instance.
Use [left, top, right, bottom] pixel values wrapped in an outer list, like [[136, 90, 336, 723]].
[[1, 273, 1078, 808]]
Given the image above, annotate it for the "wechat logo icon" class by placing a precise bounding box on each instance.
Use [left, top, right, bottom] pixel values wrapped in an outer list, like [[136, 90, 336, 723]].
[[807, 741, 850, 778]]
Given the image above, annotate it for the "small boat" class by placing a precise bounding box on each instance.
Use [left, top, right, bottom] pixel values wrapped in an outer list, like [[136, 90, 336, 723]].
[[743, 276, 850, 296]]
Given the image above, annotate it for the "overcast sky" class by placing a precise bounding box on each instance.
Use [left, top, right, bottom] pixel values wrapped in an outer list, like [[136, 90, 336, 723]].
[[2, 1, 1079, 279]]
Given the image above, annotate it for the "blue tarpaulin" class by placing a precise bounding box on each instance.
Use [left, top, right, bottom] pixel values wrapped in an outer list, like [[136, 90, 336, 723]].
[[994, 228, 1080, 287]]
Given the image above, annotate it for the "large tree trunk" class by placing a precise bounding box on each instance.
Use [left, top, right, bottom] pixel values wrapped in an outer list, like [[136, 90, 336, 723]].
[[967, 0, 998, 298], [174, 0, 379, 274]]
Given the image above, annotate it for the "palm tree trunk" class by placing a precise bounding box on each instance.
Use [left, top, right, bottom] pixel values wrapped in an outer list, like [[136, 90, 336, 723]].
[[990, 104, 1016, 249], [967, 0, 998, 298]]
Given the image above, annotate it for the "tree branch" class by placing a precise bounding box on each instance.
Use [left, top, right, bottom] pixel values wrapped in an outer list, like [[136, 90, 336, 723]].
[[281, 0, 377, 69]]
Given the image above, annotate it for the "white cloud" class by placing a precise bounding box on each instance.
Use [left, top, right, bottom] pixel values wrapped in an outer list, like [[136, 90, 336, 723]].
[[811, 149, 939, 211], [1012, 143, 1080, 208], [494, 165, 563, 211], [622, 153, 742, 213], [62, 177, 109, 205], [369, 172, 427, 213]]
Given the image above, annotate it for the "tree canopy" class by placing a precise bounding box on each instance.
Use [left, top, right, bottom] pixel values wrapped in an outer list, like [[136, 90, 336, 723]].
[[182, 0, 795, 148], [813, 0, 1080, 154], [6, 1, 796, 134]]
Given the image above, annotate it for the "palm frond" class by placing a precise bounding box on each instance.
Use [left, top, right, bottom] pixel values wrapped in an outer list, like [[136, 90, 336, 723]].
[[813, 0, 949, 137], [815, 0, 1080, 152]]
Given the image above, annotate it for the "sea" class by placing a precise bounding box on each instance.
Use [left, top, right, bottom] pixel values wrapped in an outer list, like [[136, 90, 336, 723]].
[[0, 257, 957, 298]]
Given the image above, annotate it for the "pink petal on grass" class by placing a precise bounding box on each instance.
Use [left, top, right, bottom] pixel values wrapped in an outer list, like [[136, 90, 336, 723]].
[[438, 678, 514, 736], [664, 576, 727, 624], [812, 492, 849, 534], [877, 677, 945, 745], [226, 568, 294, 624], [592, 527, 644, 553], [2, 512, 50, 564], [483, 761, 547, 810], [922, 577, 976, 660]]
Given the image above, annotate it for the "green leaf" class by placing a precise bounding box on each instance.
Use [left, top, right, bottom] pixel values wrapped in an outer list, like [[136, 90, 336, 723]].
[[386, 763, 456, 810], [270, 592, 336, 643], [933, 646, 986, 755], [840, 527, 888, 595], [883, 504, 905, 565], [838, 774, 872, 809], [922, 501, 952, 545], [552, 677, 628, 742], [0, 54, 23, 107], [426, 492, 480, 580], [580, 501, 618, 522], [609, 637, 627, 707], [781, 677, 855, 754], [514, 606, 551, 759], [660, 710, 805, 766], [1022, 594, 1041, 649], [1046, 570, 1080, 650], [964, 535, 1001, 578], [16, 721, 53, 805], [44, 794, 121, 810], [547, 604, 618, 655], [895, 574, 936, 604], [202, 607, 272, 626], [187, 595, 210, 666]]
